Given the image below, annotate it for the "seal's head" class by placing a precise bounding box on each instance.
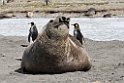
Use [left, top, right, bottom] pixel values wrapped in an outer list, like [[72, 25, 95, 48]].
[[45, 16, 70, 40]]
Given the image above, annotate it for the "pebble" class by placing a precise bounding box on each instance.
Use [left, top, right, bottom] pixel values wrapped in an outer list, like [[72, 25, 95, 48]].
[[92, 81, 101, 83]]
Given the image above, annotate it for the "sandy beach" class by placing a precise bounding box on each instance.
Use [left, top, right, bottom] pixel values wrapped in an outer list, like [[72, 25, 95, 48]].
[[0, 0, 124, 83], [0, 35, 124, 83]]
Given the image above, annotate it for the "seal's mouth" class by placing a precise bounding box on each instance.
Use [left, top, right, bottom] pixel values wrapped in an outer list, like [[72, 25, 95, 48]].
[[53, 16, 70, 29]]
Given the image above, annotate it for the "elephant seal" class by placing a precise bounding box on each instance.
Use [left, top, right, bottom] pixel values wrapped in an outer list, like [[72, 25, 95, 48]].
[[72, 23, 85, 45], [21, 16, 92, 74], [85, 7, 96, 16], [0, 13, 15, 19], [103, 13, 112, 18]]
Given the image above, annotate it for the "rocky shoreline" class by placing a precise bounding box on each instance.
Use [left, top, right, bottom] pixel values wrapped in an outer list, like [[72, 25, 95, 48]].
[[1, 6, 124, 18], [0, 0, 124, 18]]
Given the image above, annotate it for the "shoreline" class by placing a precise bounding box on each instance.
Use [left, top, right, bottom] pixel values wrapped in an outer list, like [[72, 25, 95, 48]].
[[1, 7, 124, 18], [0, 17, 124, 42], [0, 0, 124, 18], [1, 35, 124, 42]]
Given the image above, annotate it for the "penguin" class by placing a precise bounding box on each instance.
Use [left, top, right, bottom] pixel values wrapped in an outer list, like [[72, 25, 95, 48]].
[[2, 0, 4, 5], [28, 22, 38, 43], [72, 23, 84, 45]]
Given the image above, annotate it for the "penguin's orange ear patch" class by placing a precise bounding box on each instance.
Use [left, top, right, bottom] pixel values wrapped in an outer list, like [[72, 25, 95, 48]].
[[75, 24, 78, 27]]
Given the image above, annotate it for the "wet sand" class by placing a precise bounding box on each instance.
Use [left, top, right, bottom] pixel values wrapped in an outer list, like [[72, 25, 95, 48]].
[[0, 35, 124, 83]]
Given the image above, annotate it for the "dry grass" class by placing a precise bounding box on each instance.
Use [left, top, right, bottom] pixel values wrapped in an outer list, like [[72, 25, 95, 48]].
[[0, 0, 124, 18], [0, 0, 110, 9]]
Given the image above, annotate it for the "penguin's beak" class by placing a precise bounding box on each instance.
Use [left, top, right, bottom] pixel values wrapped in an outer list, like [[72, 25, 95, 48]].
[[71, 24, 76, 30]]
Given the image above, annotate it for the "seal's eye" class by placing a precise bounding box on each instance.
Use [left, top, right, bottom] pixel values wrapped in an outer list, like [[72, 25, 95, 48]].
[[49, 20, 53, 23]]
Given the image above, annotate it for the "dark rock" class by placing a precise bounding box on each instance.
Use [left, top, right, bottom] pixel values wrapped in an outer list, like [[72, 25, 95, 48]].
[[85, 7, 96, 16]]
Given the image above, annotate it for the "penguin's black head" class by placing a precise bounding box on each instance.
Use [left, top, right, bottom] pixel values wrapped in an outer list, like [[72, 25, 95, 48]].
[[72, 23, 80, 30], [72, 23, 79, 27], [31, 22, 34, 25], [29, 22, 36, 26]]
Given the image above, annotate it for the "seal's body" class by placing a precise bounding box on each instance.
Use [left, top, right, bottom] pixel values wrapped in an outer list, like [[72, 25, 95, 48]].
[[28, 22, 38, 43], [21, 16, 92, 74]]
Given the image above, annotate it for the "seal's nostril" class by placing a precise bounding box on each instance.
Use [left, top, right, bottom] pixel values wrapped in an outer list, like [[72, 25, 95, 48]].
[[67, 18, 70, 22], [62, 16, 66, 21], [59, 18, 62, 23]]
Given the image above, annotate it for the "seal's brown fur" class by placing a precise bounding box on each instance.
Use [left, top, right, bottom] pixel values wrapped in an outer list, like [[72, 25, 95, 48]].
[[21, 16, 92, 74]]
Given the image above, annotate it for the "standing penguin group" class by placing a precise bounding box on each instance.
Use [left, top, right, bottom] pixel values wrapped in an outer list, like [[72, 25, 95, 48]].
[[72, 23, 85, 45], [28, 22, 38, 43], [27, 22, 84, 45]]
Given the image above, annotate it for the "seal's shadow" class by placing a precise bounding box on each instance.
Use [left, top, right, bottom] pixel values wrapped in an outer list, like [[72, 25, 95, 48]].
[[14, 68, 61, 75], [15, 68, 70, 75], [15, 68, 35, 74], [15, 68, 26, 74]]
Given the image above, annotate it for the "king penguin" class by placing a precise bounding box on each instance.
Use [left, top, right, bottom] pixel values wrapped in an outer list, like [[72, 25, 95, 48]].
[[28, 22, 38, 43], [72, 23, 84, 45]]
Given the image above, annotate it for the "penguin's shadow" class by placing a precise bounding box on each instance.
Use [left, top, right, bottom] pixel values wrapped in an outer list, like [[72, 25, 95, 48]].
[[20, 44, 28, 47]]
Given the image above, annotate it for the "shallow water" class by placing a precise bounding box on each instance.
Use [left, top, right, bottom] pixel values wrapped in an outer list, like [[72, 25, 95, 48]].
[[0, 18, 124, 41]]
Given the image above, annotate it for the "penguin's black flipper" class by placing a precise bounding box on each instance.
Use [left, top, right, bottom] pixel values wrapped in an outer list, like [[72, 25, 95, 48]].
[[28, 30, 31, 43]]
